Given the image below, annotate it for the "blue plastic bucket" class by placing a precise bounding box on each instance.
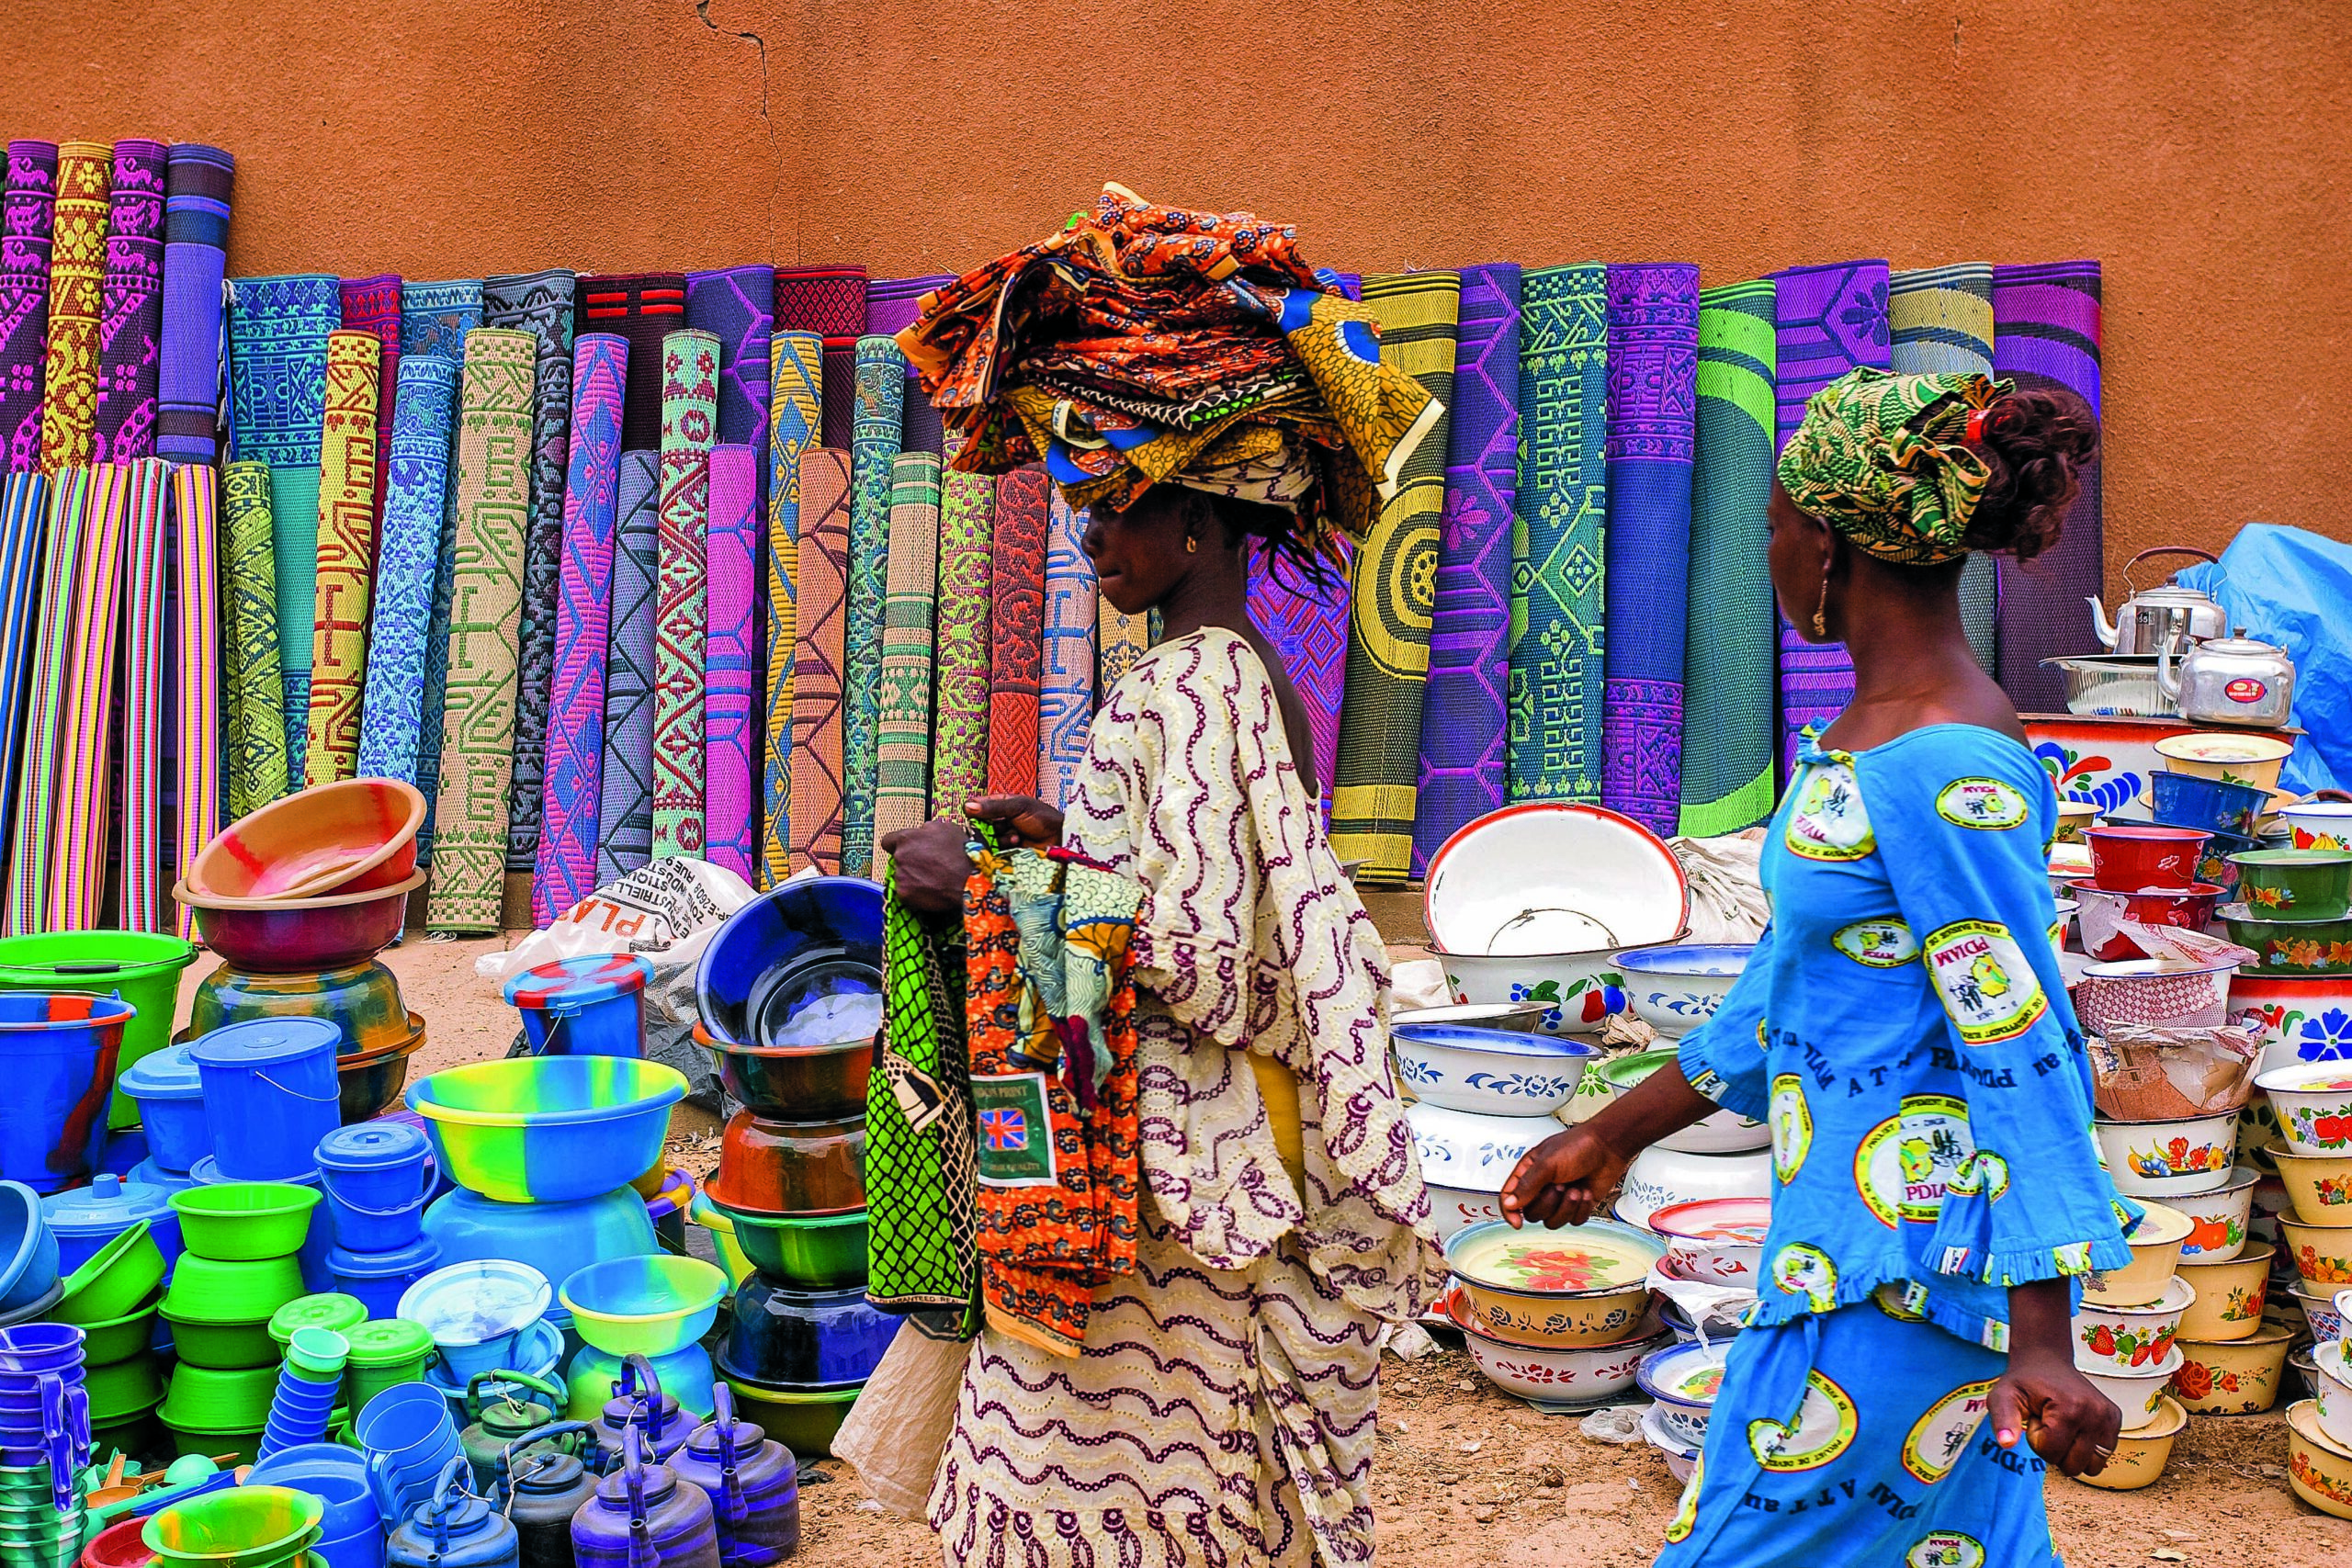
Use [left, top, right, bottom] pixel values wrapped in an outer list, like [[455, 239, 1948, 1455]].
[[0, 1183, 58, 1314], [0, 991, 134, 1194], [325, 1235, 442, 1320], [119, 1043, 211, 1173], [313, 1124, 435, 1254], [188, 1019, 340, 1182], [504, 955, 652, 1058]]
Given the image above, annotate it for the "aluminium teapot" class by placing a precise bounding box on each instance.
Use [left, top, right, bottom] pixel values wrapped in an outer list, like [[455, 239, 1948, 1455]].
[[2087, 547, 2229, 655], [2156, 631, 2295, 728]]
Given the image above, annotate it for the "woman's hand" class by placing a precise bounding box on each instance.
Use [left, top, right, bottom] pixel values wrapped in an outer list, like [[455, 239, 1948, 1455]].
[[1993, 1278, 2120, 1478], [1499, 1125, 1630, 1230], [882, 797, 1067, 917]]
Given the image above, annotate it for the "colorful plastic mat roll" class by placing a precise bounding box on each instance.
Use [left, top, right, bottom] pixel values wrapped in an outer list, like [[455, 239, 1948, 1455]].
[[1770, 259, 1890, 768], [986, 467, 1047, 799], [399, 279, 483, 861], [1416, 262, 1520, 866], [169, 462, 220, 933], [596, 452, 660, 885], [1510, 263, 1608, 804], [536, 333, 627, 924], [653, 328, 718, 861], [1600, 263, 1700, 838], [869, 277, 949, 457], [37, 143, 107, 474], [0, 471, 45, 868], [762, 332, 821, 886], [1992, 261, 2104, 714], [706, 444, 760, 884], [6, 468, 85, 932], [220, 458, 288, 822], [47, 462, 140, 931], [933, 471, 993, 812], [304, 330, 381, 787], [575, 273, 684, 452], [155, 145, 232, 463], [1331, 270, 1459, 883], [93, 138, 164, 462], [118, 457, 170, 929], [773, 265, 867, 338], [842, 335, 905, 877], [789, 448, 853, 874], [356, 354, 458, 787], [425, 328, 536, 934], [398, 278, 481, 360], [1246, 565, 1345, 810], [687, 265, 772, 502], [876, 452, 941, 847], [1037, 493, 1096, 811], [0, 142, 55, 470], [339, 273, 402, 545], [1889, 264, 2000, 677], [1679, 281, 1781, 838]]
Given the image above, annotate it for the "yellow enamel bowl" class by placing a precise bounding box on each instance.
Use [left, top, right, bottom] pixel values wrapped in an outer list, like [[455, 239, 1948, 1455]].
[[2071, 1394, 2188, 1492], [2285, 1401, 2352, 1520], [1442, 1219, 1663, 1349], [2175, 1245, 2273, 1341], [2170, 1325, 2292, 1415], [2281, 1218, 2352, 1289], [2082, 1201, 2191, 1307], [2271, 1149, 2352, 1227], [2154, 731, 2295, 795]]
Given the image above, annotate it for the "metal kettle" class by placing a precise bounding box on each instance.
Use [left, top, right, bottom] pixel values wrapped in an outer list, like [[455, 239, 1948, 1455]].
[[2156, 631, 2296, 728], [2088, 547, 2230, 655]]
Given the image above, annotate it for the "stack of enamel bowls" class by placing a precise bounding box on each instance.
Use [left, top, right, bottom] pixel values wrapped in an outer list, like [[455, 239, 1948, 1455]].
[[2065, 1198, 2195, 1491], [1442, 1218, 1668, 1413], [1594, 944, 1769, 1235], [694, 878, 888, 1457]]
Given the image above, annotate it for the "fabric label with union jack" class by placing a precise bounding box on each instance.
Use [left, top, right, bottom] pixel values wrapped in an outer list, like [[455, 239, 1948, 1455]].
[[972, 1071, 1057, 1187]]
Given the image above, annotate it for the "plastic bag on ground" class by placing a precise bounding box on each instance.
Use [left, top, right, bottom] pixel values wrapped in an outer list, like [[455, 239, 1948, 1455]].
[[832, 1321, 972, 1517]]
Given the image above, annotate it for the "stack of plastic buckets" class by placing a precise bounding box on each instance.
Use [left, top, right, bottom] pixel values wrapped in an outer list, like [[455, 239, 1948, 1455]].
[[187, 1019, 347, 1292], [117, 1043, 213, 1196], [314, 1123, 442, 1315], [0, 993, 136, 1200], [156, 1180, 326, 1461], [0, 1324, 92, 1529]]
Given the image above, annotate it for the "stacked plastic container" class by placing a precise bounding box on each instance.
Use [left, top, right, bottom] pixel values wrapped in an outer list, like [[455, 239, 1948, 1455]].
[[0, 1323, 93, 1534], [315, 1122, 443, 1315], [155, 1179, 333, 1461], [117, 1044, 212, 1196]]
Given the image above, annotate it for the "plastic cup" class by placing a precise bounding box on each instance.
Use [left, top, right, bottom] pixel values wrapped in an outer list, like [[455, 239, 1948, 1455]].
[[285, 1329, 349, 1382], [266, 1294, 368, 1350]]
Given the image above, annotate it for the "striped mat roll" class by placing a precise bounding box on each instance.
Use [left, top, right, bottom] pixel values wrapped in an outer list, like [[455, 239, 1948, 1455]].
[[652, 329, 718, 861], [1993, 262, 2103, 713], [1510, 262, 1608, 805], [705, 444, 760, 883], [762, 333, 821, 886], [1331, 270, 1459, 883], [339, 274, 402, 546], [597, 452, 660, 884], [39, 144, 107, 475], [575, 273, 684, 452], [985, 467, 1047, 799], [1098, 601, 1146, 692], [788, 448, 852, 874], [1679, 281, 1781, 838], [155, 146, 233, 463], [1, 143, 55, 470], [536, 334, 627, 923], [93, 139, 164, 463], [357, 355, 458, 787], [1416, 262, 1521, 866], [931, 471, 993, 812], [118, 458, 170, 930], [0, 473, 45, 871], [6, 468, 87, 932], [1889, 264, 2000, 677], [1036, 492, 1095, 811], [169, 463, 221, 934], [47, 463, 141, 930], [220, 459, 288, 822], [399, 278, 482, 860], [425, 328, 536, 934], [874, 451, 940, 847], [841, 336, 904, 877], [304, 330, 381, 787]]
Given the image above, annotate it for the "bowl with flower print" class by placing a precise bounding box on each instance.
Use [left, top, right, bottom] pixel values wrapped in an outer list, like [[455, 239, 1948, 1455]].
[[1634, 1338, 1729, 1449], [2177, 1244, 2273, 1341], [1646, 1199, 1771, 1288], [2073, 1393, 2188, 1492], [2220, 906, 2352, 976], [1640, 1404, 1700, 1484], [2083, 1201, 2191, 1307], [1404, 1101, 1555, 1194], [1611, 945, 1752, 1039], [1438, 950, 1638, 1039], [2284, 802, 2352, 853], [1441, 1287, 1669, 1412], [2229, 849, 2352, 922], [2080, 1348, 2182, 1427], [2290, 1281, 2346, 1343], [2086, 825, 2211, 891], [2074, 1276, 2194, 1374], [2094, 1111, 2241, 1198], [1617, 1144, 1774, 1232], [2282, 1218, 2352, 1289], [2171, 1324, 2293, 1416], [2254, 1062, 2352, 1155], [2314, 1343, 2352, 1451], [1424, 1183, 1506, 1245], [2285, 1400, 2352, 1522], [2271, 1149, 2352, 1227], [1443, 1219, 1664, 1349], [1390, 1024, 1596, 1117]]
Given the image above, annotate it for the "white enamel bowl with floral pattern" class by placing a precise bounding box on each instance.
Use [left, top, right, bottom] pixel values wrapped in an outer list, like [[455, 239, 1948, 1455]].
[[1618, 1145, 1775, 1232], [1443, 1218, 1664, 1348], [2169, 1324, 2292, 1416], [1423, 803, 1690, 961], [1634, 1337, 1730, 1449], [1647, 1198, 1772, 1288], [2285, 1400, 2352, 1521], [2073, 1276, 2195, 1374], [2094, 1111, 2242, 1197], [2168, 1166, 2261, 1260], [2081, 1348, 2183, 1426], [1391, 1023, 1597, 1117], [1439, 949, 1637, 1038], [2290, 1281, 2347, 1342], [2313, 1342, 2352, 1451], [2270, 1149, 2352, 1227], [1640, 1403, 1701, 1483], [2175, 1244, 2272, 1341], [1441, 1287, 1668, 1410], [2228, 973, 2352, 1074], [2255, 1062, 2352, 1155], [1405, 1101, 1556, 1194], [1424, 1183, 1505, 1244], [1611, 944, 1753, 1038]]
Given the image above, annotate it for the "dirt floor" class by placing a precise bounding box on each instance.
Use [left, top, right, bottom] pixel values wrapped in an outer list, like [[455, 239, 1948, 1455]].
[[287, 935, 2352, 1568]]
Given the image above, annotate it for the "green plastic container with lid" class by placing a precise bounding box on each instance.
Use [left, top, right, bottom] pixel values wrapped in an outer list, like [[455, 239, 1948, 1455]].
[[0, 931, 196, 1128], [267, 1294, 368, 1348], [342, 1318, 436, 1411], [170, 1185, 320, 1262]]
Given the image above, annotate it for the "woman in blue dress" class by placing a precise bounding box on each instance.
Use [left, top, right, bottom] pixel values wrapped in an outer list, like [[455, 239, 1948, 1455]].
[[1504, 367, 2113, 1567]]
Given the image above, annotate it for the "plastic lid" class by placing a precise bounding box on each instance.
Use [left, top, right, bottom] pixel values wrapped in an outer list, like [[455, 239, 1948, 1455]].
[[41, 1175, 175, 1239], [187, 1017, 340, 1069], [127, 1158, 200, 1193], [324, 1235, 441, 1279], [268, 1293, 369, 1347], [397, 1260, 550, 1345], [192, 1156, 321, 1190], [340, 1318, 436, 1367], [119, 1042, 206, 1100], [504, 953, 652, 1012], [312, 1122, 429, 1174]]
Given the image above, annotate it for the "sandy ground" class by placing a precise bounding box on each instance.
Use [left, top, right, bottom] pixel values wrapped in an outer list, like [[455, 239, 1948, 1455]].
[[257, 934, 2352, 1568]]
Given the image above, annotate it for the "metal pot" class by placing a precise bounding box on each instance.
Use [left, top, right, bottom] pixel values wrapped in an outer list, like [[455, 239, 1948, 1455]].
[[2156, 634, 2296, 728], [2041, 655, 2173, 718], [2089, 547, 2230, 655]]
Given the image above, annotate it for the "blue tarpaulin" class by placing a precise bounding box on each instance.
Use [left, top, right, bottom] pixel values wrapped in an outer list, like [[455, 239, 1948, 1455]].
[[2177, 525, 2348, 795]]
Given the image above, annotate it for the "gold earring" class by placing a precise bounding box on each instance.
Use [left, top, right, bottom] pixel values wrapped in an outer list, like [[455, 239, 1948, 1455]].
[[1812, 574, 1830, 640], [1186, 534, 1198, 554]]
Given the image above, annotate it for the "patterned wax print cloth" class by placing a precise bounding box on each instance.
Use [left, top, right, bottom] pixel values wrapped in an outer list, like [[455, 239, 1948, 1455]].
[[867, 865, 978, 1319], [1655, 1302, 2063, 1567], [1676, 724, 2136, 1348], [1776, 367, 2011, 567]]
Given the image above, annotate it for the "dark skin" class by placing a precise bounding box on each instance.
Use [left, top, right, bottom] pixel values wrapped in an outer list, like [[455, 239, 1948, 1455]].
[[1501, 482, 2121, 1479], [885, 485, 1323, 915]]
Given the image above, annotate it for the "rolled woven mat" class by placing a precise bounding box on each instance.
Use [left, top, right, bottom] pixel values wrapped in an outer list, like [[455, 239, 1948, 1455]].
[[356, 354, 458, 784], [932, 471, 993, 812], [1771, 259, 1890, 769], [304, 330, 381, 787], [687, 265, 773, 503], [1246, 566, 1344, 809], [875, 451, 940, 846], [38, 143, 107, 475], [168, 462, 220, 934], [0, 142, 56, 470], [842, 336, 905, 877], [1510, 263, 1608, 804], [399, 279, 483, 860], [49, 462, 138, 931], [1679, 281, 1781, 839], [1037, 492, 1096, 811], [425, 328, 536, 934], [1992, 261, 2103, 713], [6, 468, 87, 932], [762, 332, 821, 886], [1416, 262, 1520, 867], [820, 344, 856, 450], [1331, 270, 1458, 883], [706, 444, 760, 883], [117, 458, 170, 930], [774, 265, 867, 337], [398, 278, 481, 360], [1600, 264, 1699, 839], [220, 459, 288, 822], [576, 273, 684, 452], [486, 270, 577, 872], [0, 472, 46, 863], [652, 328, 718, 860], [339, 274, 403, 533], [1098, 601, 1147, 691], [985, 466, 1047, 799], [155, 145, 233, 463], [535, 333, 627, 923], [596, 451, 660, 884], [93, 139, 164, 463], [788, 447, 852, 874], [1889, 263, 2000, 676], [869, 277, 949, 457]]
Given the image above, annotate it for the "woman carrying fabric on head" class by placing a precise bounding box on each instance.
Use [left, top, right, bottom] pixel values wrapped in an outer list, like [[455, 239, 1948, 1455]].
[[1504, 368, 2115, 1565], [882, 186, 1446, 1568]]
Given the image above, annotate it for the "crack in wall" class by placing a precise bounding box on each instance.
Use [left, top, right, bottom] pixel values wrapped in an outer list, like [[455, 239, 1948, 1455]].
[[692, 0, 784, 264]]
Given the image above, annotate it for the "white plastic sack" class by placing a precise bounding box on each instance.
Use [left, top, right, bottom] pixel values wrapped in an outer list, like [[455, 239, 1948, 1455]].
[[1669, 832, 1770, 945], [473, 857, 771, 1022], [832, 1322, 971, 1517]]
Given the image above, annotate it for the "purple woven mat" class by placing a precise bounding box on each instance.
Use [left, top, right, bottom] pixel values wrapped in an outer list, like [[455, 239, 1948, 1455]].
[[92, 138, 164, 462], [706, 443, 760, 882], [1993, 261, 2104, 713], [686, 264, 773, 514], [154, 145, 232, 463], [0, 142, 56, 472]]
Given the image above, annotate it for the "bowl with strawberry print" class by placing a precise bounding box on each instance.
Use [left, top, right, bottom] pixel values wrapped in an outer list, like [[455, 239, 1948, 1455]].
[[2074, 1275, 2195, 1373], [2255, 1062, 2352, 1155]]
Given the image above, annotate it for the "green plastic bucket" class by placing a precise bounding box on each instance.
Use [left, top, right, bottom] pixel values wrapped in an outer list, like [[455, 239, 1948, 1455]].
[[340, 1318, 435, 1411], [0, 932, 195, 1128]]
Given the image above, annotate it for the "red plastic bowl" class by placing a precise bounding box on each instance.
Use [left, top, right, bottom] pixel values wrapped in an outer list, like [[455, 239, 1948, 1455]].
[[80, 1516, 153, 1568], [188, 778, 424, 900], [172, 870, 424, 972], [2064, 879, 2226, 962], [2084, 825, 2211, 891]]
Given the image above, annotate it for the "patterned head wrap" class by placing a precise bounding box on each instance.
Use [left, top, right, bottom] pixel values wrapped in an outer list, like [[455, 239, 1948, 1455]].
[[1775, 366, 2014, 565]]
